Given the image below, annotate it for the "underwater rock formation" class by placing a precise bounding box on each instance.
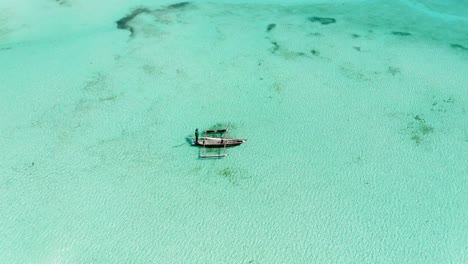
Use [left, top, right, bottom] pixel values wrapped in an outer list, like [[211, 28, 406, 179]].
[[308, 16, 336, 25]]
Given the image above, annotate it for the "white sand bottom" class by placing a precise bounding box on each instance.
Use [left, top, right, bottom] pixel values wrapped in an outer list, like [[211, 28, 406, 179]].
[[0, 0, 467, 263]]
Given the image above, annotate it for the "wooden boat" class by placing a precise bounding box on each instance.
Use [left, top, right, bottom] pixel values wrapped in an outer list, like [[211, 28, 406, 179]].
[[194, 137, 246, 148], [192, 126, 246, 158]]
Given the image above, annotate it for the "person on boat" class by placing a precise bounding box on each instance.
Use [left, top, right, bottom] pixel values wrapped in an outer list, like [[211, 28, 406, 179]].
[[195, 128, 199, 143]]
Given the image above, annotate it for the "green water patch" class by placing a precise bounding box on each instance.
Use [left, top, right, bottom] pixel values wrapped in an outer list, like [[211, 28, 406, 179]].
[[29, 101, 89, 144], [88, 132, 158, 169], [407, 0, 468, 19]]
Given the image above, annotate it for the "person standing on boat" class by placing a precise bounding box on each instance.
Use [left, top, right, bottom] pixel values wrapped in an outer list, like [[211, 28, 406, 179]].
[[195, 128, 199, 143]]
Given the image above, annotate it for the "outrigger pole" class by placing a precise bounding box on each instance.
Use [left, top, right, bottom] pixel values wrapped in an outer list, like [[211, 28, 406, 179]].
[[200, 127, 228, 158]]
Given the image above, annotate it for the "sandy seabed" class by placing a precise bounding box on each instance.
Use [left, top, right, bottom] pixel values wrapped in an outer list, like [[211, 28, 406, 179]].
[[0, 0, 467, 263]]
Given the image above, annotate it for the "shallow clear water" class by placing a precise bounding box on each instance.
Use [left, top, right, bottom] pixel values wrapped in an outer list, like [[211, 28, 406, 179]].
[[1, 0, 467, 263]]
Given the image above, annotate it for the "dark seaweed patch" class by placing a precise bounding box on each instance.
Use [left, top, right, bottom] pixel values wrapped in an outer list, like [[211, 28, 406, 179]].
[[167, 2, 191, 9], [353, 46, 361, 52], [266, 23, 276, 32], [219, 167, 234, 178], [450, 44, 468, 51], [310, 49, 320, 56], [308, 16, 336, 25], [54, 0, 69, 6], [431, 97, 455, 113], [142, 64, 157, 74], [281, 51, 309, 60], [270, 41, 280, 54], [217, 167, 243, 185], [351, 33, 360, 38], [116, 8, 151, 37], [391, 31, 411, 36], [0, 47, 12, 51], [308, 32, 322, 37], [99, 96, 118, 102], [387, 66, 400, 76], [216, 166, 251, 185], [84, 72, 107, 92], [442, 98, 454, 104], [408, 115, 434, 145], [272, 82, 284, 94], [339, 66, 369, 81]]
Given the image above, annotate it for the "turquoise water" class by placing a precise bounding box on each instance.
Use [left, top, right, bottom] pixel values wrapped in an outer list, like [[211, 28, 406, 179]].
[[1, 0, 467, 263]]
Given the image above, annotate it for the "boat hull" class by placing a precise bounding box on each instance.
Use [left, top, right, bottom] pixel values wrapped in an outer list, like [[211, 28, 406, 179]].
[[194, 137, 246, 148]]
